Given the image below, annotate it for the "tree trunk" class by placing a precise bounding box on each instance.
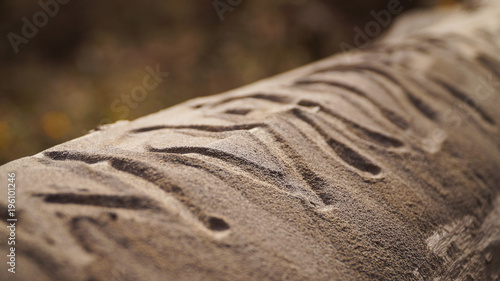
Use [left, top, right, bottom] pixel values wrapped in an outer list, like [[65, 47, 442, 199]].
[[2, 2, 500, 280]]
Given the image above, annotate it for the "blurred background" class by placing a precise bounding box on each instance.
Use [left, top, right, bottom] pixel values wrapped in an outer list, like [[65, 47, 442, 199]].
[[0, 0, 455, 164]]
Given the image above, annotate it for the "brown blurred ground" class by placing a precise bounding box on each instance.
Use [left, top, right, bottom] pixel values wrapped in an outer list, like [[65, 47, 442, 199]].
[[0, 0, 451, 164]]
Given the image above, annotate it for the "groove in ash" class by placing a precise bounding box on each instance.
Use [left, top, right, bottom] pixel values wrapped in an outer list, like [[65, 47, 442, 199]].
[[35, 193, 159, 210], [290, 108, 382, 176], [43, 150, 225, 232], [212, 93, 294, 107], [432, 78, 496, 125], [315, 64, 439, 121], [295, 78, 410, 130], [297, 99, 404, 148], [130, 123, 266, 134]]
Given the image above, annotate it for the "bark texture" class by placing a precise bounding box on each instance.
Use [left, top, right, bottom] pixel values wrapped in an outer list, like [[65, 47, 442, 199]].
[[2, 2, 500, 280]]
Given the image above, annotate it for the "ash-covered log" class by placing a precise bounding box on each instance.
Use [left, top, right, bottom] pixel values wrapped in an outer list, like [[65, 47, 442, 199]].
[[1, 1, 500, 280]]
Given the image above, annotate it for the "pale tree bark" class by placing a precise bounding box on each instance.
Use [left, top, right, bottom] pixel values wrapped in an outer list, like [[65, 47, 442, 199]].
[[1, 1, 500, 280]]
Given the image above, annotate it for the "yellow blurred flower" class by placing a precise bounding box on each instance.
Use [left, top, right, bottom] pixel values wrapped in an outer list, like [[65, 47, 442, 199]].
[[41, 111, 72, 140]]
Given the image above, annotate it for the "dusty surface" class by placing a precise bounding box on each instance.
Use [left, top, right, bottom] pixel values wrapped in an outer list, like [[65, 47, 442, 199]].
[[1, 2, 500, 280]]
